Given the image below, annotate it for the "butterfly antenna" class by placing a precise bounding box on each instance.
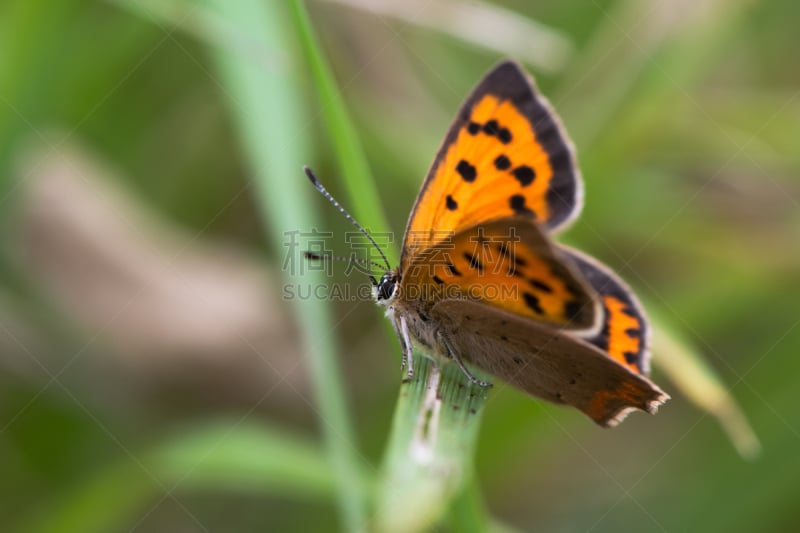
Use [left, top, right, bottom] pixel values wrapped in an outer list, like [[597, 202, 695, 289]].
[[304, 166, 392, 270], [304, 251, 381, 285], [304, 252, 386, 272]]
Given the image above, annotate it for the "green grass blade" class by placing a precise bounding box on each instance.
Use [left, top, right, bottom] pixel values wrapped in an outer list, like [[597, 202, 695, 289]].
[[447, 481, 492, 533], [376, 354, 490, 532], [203, 0, 368, 528], [151, 421, 354, 496], [288, 0, 395, 265]]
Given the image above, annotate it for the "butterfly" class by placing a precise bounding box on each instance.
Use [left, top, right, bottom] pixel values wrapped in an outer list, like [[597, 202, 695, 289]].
[[307, 60, 668, 427]]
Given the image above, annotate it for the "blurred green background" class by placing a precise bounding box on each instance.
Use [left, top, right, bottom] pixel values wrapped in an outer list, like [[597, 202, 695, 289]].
[[1, 0, 799, 531]]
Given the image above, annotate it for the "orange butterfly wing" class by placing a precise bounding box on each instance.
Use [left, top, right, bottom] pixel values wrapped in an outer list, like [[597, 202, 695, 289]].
[[563, 248, 652, 375], [401, 60, 581, 272], [399, 217, 601, 330]]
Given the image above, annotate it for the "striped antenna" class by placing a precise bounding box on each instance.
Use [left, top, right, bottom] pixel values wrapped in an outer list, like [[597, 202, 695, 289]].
[[304, 166, 392, 271], [304, 251, 381, 285]]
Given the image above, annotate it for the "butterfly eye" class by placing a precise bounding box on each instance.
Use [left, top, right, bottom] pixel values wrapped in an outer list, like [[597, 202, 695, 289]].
[[377, 274, 396, 301]]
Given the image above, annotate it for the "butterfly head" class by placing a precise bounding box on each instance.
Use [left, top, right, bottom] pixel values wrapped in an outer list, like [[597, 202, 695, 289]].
[[374, 270, 399, 306]]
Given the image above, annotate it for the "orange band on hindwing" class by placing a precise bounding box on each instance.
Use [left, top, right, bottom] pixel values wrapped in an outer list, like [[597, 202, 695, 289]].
[[602, 295, 644, 373], [562, 247, 650, 375]]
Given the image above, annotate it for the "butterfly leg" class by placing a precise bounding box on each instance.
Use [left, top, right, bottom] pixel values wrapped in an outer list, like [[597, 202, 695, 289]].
[[389, 308, 414, 381], [437, 331, 492, 388], [388, 309, 409, 372], [399, 315, 415, 382]]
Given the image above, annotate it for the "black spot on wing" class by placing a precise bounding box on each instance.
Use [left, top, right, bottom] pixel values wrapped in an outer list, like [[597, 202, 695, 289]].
[[509, 194, 535, 216], [512, 165, 536, 187], [499, 245, 524, 268], [497, 241, 509, 257], [446, 263, 463, 276], [511, 254, 527, 267], [463, 252, 484, 273], [445, 194, 458, 211], [475, 118, 511, 143], [456, 160, 477, 182], [523, 292, 544, 314], [494, 154, 511, 170], [625, 327, 642, 338], [432, 275, 445, 285], [528, 279, 553, 293], [623, 351, 639, 365], [496, 242, 518, 275], [483, 120, 499, 135]]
